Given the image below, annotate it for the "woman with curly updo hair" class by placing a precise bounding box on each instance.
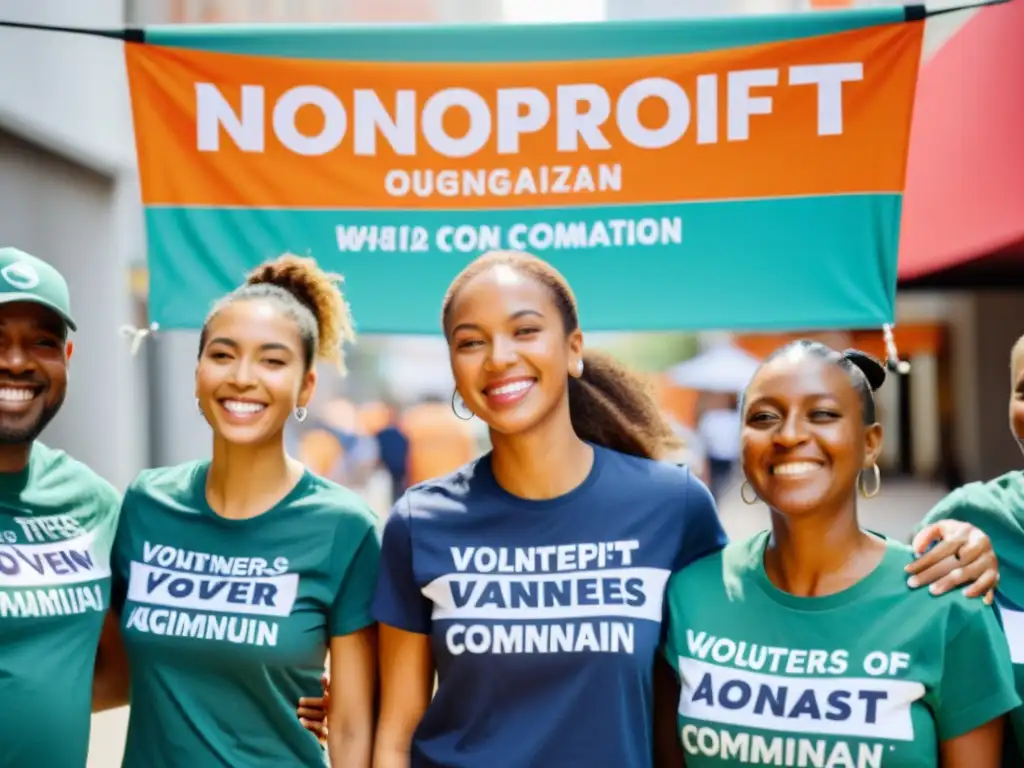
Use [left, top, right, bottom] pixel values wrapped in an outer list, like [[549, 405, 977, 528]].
[[110, 254, 377, 768]]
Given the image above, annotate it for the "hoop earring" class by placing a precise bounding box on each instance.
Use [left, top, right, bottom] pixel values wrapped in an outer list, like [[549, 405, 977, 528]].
[[294, 406, 308, 423], [451, 390, 474, 421], [195, 398, 203, 416], [859, 464, 881, 498], [741, 481, 759, 505]]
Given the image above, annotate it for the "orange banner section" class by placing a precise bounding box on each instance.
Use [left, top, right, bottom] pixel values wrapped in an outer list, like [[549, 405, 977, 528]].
[[127, 23, 923, 210], [734, 325, 945, 360]]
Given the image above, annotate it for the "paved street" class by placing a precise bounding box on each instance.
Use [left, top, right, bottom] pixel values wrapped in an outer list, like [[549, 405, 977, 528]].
[[85, 478, 950, 767]]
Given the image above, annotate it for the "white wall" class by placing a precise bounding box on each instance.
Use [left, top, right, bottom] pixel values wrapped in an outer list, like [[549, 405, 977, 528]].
[[0, 0, 135, 174], [0, 131, 148, 490], [0, 0, 148, 491]]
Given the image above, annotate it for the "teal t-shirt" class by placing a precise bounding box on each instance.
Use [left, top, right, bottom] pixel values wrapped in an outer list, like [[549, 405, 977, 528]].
[[664, 531, 1020, 767], [113, 461, 380, 768], [919, 472, 1024, 764], [0, 442, 121, 767]]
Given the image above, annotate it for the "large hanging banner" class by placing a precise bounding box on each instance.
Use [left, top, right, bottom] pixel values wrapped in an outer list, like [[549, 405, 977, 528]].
[[126, 8, 924, 334]]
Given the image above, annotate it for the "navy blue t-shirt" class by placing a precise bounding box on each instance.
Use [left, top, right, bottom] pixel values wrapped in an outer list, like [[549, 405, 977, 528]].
[[372, 444, 727, 767]]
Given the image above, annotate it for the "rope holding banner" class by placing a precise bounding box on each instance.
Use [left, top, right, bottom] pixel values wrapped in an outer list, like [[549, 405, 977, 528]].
[[882, 323, 911, 375], [0, 1, 1011, 51], [921, 0, 1015, 19], [0, 2, 1013, 39], [119, 322, 160, 356], [0, 19, 143, 41]]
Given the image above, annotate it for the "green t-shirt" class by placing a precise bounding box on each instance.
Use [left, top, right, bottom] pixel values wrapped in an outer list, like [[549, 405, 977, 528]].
[[919, 471, 1024, 764], [113, 460, 380, 768], [664, 531, 1019, 768], [0, 442, 121, 767]]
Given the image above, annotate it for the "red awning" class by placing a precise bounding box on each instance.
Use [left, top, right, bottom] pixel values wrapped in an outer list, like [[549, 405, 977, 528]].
[[898, 1, 1024, 285]]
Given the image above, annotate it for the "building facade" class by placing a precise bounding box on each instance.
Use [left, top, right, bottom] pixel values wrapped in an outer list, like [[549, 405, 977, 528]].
[[0, 2, 1013, 766], [0, 0, 147, 489], [0, 0, 1015, 494]]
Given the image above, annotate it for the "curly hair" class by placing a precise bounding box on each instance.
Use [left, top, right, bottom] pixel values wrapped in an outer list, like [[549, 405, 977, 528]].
[[442, 250, 679, 460], [199, 253, 356, 372]]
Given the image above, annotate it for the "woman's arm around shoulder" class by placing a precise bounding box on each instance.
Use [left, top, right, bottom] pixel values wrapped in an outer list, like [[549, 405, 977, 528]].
[[909, 488, 1004, 603]]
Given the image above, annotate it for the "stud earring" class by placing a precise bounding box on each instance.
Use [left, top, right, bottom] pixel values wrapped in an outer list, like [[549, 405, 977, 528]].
[[577, 359, 584, 376]]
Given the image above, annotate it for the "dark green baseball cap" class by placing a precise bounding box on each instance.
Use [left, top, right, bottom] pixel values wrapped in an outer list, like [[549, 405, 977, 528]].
[[0, 247, 76, 331]]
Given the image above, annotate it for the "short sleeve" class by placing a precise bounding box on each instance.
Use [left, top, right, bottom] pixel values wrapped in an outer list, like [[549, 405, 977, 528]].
[[916, 488, 974, 535], [932, 600, 1022, 740], [661, 570, 687, 669], [914, 485, 1011, 543], [93, 481, 123, 543], [674, 470, 728, 571], [372, 495, 432, 634], [109, 487, 137, 614], [330, 524, 381, 637]]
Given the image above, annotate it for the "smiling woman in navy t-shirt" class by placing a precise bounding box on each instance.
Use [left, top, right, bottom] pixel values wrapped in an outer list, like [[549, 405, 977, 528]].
[[371, 250, 728, 768]]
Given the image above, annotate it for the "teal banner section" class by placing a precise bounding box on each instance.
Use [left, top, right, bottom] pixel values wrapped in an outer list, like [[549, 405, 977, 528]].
[[146, 195, 900, 335], [143, 7, 906, 61]]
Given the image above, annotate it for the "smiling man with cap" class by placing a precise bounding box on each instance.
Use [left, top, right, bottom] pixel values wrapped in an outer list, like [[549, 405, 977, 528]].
[[0, 247, 330, 766], [0, 246, 127, 768], [0, 247, 79, 452]]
